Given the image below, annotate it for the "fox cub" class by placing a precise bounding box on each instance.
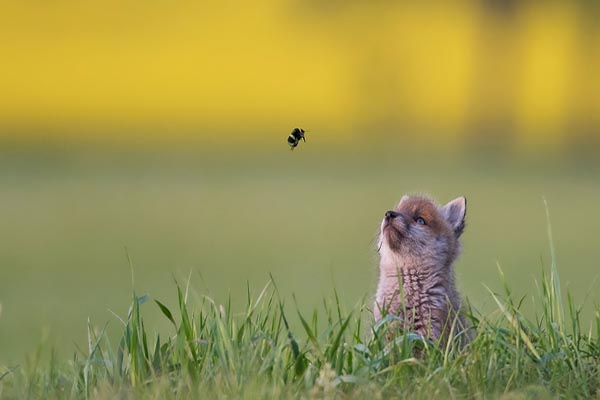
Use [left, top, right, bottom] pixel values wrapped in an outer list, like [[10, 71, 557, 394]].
[[375, 195, 469, 344]]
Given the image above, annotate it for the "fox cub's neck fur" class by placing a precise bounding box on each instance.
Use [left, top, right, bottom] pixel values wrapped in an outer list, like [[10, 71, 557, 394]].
[[375, 195, 468, 343]]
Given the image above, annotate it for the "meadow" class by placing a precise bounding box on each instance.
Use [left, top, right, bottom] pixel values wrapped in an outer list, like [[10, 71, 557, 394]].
[[0, 143, 599, 398], [1, 239, 599, 398]]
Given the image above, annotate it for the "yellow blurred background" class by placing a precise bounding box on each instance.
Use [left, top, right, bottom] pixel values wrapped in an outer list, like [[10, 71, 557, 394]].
[[1, 1, 599, 153]]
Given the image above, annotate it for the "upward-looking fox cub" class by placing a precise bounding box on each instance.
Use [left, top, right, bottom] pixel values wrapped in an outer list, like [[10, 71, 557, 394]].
[[375, 195, 469, 344]]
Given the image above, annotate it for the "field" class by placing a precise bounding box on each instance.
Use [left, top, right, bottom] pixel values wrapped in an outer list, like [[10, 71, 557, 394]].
[[0, 145, 599, 398]]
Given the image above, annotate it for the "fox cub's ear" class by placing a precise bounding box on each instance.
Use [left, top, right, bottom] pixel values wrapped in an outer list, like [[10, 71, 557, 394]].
[[396, 195, 410, 208], [442, 197, 467, 237]]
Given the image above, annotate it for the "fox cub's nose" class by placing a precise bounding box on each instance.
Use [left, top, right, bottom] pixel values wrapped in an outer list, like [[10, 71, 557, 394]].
[[385, 210, 400, 220]]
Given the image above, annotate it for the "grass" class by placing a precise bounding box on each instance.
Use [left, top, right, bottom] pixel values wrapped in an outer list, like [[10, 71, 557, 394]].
[[1, 153, 599, 398], [2, 151, 600, 362], [1, 256, 598, 399]]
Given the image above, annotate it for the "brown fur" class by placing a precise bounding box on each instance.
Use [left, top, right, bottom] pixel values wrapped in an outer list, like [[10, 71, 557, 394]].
[[374, 195, 469, 345]]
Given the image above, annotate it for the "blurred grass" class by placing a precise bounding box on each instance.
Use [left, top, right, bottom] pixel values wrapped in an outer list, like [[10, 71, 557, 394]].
[[0, 141, 599, 364], [1, 254, 598, 398]]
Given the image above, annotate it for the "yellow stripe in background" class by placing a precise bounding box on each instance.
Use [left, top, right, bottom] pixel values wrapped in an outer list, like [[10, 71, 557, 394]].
[[0, 1, 598, 150]]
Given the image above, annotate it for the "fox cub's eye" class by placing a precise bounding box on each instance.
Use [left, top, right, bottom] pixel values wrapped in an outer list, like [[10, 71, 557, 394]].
[[415, 217, 426, 225]]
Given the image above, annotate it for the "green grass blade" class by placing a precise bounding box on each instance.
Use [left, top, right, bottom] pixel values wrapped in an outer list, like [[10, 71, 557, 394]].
[[155, 300, 177, 328]]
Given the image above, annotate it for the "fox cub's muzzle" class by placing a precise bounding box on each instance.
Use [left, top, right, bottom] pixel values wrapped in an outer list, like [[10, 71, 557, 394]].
[[384, 210, 400, 220]]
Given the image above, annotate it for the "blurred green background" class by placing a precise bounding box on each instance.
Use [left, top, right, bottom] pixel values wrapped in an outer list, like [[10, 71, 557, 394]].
[[1, 1, 599, 363]]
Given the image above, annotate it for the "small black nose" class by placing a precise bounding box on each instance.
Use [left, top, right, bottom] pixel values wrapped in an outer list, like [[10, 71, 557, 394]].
[[385, 210, 400, 220]]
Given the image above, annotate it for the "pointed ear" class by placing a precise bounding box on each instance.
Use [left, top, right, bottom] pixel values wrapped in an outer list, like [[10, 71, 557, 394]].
[[397, 195, 410, 207], [442, 197, 467, 237]]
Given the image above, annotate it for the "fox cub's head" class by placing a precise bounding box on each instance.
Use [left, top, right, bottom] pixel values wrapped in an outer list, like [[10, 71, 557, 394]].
[[378, 195, 467, 270]]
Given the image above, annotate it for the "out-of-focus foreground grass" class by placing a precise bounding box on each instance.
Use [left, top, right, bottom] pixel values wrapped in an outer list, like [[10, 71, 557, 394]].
[[0, 141, 599, 364]]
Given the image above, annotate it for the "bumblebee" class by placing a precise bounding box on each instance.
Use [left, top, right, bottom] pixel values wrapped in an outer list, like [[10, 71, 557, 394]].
[[287, 128, 306, 150]]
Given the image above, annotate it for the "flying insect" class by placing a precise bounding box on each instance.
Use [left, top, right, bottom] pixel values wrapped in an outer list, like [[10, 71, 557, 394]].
[[287, 128, 306, 150]]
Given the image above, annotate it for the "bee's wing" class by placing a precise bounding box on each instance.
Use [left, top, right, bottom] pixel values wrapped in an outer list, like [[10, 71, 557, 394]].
[[302, 129, 308, 141]]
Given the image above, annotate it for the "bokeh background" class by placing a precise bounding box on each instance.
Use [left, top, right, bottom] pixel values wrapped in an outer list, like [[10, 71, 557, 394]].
[[1, 1, 599, 363]]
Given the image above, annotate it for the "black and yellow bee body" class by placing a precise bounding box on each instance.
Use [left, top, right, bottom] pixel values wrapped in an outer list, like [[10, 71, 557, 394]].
[[287, 128, 306, 150]]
